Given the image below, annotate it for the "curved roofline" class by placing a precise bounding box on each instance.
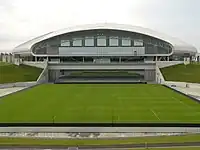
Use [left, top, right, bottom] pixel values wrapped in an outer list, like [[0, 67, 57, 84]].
[[13, 23, 197, 54]]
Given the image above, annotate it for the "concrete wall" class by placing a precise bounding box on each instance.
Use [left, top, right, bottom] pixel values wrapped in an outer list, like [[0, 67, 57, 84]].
[[144, 69, 156, 81], [0, 82, 37, 89], [156, 66, 165, 84], [13, 58, 22, 65], [37, 63, 49, 84], [22, 61, 46, 69], [156, 61, 184, 68], [165, 81, 200, 89], [48, 62, 156, 70], [1, 54, 13, 63], [48, 70, 60, 82]]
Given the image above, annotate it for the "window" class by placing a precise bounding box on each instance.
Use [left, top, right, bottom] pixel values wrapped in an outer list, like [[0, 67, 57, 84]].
[[85, 37, 94, 46], [109, 37, 119, 46], [134, 39, 143, 46], [122, 37, 131, 46], [73, 38, 82, 46], [61, 40, 70, 47], [97, 36, 106, 46]]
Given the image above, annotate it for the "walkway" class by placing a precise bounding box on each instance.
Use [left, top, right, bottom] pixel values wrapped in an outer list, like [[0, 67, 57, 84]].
[[0, 87, 25, 98]]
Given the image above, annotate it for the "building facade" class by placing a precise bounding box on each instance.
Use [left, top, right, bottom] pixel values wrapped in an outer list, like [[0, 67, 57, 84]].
[[11, 23, 198, 83], [13, 23, 197, 63]]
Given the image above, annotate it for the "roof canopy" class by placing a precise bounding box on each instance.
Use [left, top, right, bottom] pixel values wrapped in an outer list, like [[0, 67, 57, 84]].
[[13, 23, 197, 54]]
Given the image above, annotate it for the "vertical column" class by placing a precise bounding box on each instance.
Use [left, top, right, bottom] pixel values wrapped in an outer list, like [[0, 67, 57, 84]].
[[167, 56, 169, 61], [155, 56, 158, 61]]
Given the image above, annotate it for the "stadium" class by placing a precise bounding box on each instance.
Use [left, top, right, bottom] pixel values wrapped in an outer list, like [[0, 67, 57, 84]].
[[0, 23, 200, 123], [0, 23, 200, 148], [9, 23, 198, 83]]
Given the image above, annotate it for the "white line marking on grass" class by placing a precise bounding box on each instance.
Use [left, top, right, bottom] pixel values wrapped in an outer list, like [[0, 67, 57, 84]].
[[150, 109, 160, 120], [172, 97, 191, 108]]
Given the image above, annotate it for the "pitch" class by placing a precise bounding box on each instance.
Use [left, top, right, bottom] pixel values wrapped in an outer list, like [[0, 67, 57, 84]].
[[0, 84, 199, 123]]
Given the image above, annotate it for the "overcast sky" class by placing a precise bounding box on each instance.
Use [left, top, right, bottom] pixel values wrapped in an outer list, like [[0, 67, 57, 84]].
[[0, 0, 199, 52]]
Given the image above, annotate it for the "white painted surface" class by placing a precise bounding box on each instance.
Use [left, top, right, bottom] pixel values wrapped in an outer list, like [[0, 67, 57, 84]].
[[0, 87, 25, 97]]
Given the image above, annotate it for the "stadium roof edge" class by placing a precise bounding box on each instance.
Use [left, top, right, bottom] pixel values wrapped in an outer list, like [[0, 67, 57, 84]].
[[13, 23, 197, 54]]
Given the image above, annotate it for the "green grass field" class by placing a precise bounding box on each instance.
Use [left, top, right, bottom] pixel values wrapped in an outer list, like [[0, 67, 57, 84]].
[[0, 84, 199, 123], [0, 134, 200, 146], [0, 62, 42, 84], [161, 64, 200, 83]]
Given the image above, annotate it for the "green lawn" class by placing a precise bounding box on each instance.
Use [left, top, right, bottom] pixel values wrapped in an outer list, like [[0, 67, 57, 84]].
[[0, 84, 199, 123], [0, 62, 42, 84], [0, 134, 200, 146], [161, 64, 200, 83]]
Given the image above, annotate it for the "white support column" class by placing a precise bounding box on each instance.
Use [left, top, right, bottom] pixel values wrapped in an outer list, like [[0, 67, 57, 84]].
[[167, 56, 170, 61]]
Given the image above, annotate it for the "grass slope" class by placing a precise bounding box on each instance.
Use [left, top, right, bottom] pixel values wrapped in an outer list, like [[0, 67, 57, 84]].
[[0, 62, 42, 84], [0, 134, 200, 146], [0, 84, 199, 123], [161, 64, 200, 83]]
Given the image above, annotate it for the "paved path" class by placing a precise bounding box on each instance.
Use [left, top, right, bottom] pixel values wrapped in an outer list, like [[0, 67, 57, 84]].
[[0, 87, 25, 98], [0, 142, 200, 149]]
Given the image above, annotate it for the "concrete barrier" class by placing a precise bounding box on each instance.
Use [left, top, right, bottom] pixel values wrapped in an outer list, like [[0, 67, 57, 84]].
[[37, 61, 48, 84], [0, 81, 37, 89], [22, 61, 46, 69], [156, 61, 184, 68], [0, 127, 199, 133], [165, 81, 200, 88], [156, 66, 165, 84]]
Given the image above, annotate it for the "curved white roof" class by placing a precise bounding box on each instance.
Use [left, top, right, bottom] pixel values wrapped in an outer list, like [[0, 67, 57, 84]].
[[13, 23, 197, 54]]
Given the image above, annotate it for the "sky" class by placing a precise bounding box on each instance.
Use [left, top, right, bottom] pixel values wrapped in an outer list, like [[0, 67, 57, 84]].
[[0, 0, 199, 52]]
